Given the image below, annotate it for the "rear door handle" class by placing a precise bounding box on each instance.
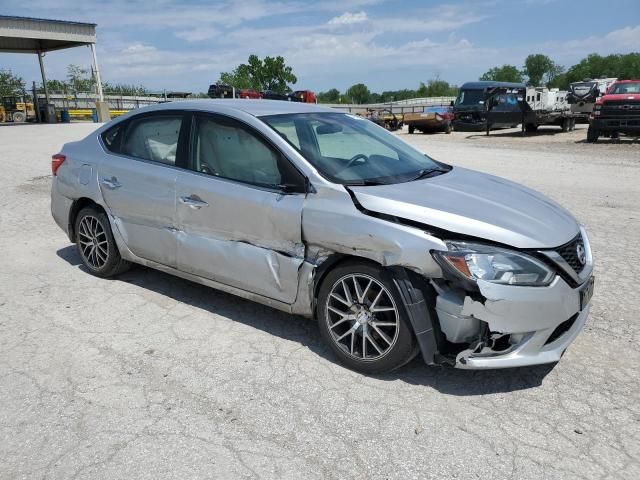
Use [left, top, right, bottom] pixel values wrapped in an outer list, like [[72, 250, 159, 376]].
[[179, 195, 209, 209], [101, 176, 122, 189]]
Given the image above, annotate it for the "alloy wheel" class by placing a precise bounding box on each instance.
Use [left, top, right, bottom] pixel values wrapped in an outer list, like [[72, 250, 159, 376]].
[[325, 274, 400, 361], [77, 215, 109, 269]]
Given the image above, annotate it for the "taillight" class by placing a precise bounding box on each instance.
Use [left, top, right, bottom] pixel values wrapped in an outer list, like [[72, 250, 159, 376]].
[[51, 153, 66, 176]]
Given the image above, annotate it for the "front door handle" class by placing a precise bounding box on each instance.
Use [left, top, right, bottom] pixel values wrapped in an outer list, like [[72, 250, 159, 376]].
[[101, 176, 122, 189], [179, 195, 209, 209]]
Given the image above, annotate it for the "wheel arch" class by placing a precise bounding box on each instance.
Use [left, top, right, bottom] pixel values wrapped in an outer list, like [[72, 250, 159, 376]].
[[311, 254, 444, 365], [68, 197, 106, 242]]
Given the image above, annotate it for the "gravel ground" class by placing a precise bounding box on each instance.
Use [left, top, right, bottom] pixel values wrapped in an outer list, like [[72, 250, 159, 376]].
[[1, 121, 638, 480]]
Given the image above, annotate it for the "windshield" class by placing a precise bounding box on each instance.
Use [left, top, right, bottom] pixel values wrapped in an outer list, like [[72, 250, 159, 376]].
[[455, 89, 486, 107], [261, 112, 449, 185], [490, 93, 520, 112], [609, 82, 640, 94]]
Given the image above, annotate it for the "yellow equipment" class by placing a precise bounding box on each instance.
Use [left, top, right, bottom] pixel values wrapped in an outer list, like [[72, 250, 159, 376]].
[[0, 96, 36, 123]]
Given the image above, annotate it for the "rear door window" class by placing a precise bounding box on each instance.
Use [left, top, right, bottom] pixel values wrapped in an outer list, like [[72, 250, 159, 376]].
[[101, 123, 125, 153], [121, 115, 183, 166]]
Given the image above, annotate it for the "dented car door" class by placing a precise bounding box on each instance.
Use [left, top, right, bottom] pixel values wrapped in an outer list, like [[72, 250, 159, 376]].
[[174, 113, 305, 303]]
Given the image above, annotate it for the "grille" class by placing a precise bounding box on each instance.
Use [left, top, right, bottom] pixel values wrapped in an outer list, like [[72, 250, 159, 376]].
[[557, 234, 586, 274], [601, 101, 640, 117], [545, 315, 578, 345]]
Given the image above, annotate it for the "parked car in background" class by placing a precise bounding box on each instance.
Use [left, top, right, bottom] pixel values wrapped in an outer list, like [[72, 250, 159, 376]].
[[405, 105, 454, 134], [588, 79, 640, 142], [236, 89, 262, 99], [262, 90, 289, 101], [51, 100, 594, 374], [363, 108, 403, 131], [207, 84, 234, 99], [288, 90, 317, 103]]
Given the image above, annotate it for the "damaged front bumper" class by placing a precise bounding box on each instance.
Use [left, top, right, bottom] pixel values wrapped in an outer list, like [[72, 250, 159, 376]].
[[456, 306, 589, 369], [434, 276, 593, 369]]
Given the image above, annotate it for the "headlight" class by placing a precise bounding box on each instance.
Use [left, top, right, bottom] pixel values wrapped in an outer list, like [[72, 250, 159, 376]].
[[432, 242, 555, 286]]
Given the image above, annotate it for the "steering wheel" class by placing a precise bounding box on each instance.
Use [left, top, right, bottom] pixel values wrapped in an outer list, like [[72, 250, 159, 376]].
[[344, 153, 369, 169]]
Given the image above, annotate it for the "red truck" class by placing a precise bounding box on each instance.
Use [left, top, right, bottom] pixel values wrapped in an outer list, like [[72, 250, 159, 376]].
[[237, 89, 262, 99], [588, 79, 640, 142], [288, 90, 317, 103]]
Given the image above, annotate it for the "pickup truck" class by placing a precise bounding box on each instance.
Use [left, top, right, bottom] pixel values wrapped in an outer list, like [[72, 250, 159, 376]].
[[587, 80, 640, 142]]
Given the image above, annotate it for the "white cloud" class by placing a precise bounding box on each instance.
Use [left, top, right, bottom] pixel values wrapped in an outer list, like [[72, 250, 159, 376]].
[[328, 11, 368, 26], [174, 27, 218, 42]]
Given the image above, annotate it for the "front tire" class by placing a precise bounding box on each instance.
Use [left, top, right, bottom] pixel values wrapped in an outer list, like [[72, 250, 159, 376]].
[[75, 206, 131, 278], [408, 125, 415, 134], [586, 126, 599, 143], [317, 261, 417, 374]]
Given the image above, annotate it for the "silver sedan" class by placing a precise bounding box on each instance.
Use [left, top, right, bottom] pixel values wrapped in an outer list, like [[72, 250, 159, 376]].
[[50, 100, 594, 373]]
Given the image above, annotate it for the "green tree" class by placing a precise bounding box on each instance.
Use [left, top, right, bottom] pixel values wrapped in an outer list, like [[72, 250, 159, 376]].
[[523, 54, 563, 87], [45, 79, 68, 93], [0, 69, 26, 96], [66, 64, 95, 92], [379, 89, 416, 102], [316, 88, 341, 103], [426, 78, 457, 96], [562, 53, 640, 86], [346, 83, 371, 104], [480, 65, 523, 83], [219, 54, 297, 93], [102, 82, 148, 96]]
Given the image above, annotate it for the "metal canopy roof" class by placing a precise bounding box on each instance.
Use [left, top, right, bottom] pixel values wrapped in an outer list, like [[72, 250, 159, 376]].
[[0, 15, 96, 53]]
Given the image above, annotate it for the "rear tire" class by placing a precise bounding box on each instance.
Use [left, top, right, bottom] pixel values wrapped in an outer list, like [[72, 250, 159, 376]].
[[316, 261, 417, 374], [445, 122, 452, 134], [74, 206, 131, 278], [408, 125, 415, 134], [586, 126, 599, 143], [561, 118, 570, 132], [12, 111, 26, 123], [525, 123, 538, 132]]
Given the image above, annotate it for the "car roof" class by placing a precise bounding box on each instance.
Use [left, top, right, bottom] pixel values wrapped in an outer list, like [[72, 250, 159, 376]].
[[460, 81, 526, 90], [137, 99, 336, 117]]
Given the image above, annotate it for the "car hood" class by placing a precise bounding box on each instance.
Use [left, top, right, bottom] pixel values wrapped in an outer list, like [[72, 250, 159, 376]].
[[349, 167, 579, 249]]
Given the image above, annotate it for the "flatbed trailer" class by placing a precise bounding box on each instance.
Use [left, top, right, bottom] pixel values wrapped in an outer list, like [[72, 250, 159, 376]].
[[522, 87, 577, 132], [522, 110, 577, 132]]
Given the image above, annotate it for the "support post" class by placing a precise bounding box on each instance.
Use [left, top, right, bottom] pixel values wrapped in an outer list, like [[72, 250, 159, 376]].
[[37, 51, 56, 122], [37, 51, 50, 105], [89, 43, 104, 102], [89, 43, 110, 122]]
